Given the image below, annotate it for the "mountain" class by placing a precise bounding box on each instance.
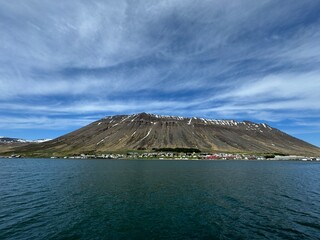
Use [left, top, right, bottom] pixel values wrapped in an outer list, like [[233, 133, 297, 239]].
[[0, 137, 51, 154], [0, 137, 28, 144], [0, 137, 51, 144], [4, 113, 320, 157]]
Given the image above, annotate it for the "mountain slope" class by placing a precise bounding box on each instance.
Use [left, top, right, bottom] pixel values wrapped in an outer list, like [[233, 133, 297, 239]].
[[7, 113, 320, 156], [0, 137, 51, 153]]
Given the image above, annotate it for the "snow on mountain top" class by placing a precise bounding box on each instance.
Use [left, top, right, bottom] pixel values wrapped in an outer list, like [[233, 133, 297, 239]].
[[0, 137, 51, 143], [103, 113, 271, 129], [31, 139, 52, 143]]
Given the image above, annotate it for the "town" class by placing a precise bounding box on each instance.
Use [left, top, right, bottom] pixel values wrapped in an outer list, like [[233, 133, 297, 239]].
[[2, 151, 320, 161], [51, 152, 320, 161]]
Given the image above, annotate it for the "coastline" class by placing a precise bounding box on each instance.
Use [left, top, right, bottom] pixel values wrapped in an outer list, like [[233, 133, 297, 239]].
[[1, 156, 319, 162]]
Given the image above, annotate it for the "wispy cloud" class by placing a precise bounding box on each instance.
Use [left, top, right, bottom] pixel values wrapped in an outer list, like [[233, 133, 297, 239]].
[[1, 0, 320, 144], [205, 71, 320, 111], [0, 116, 92, 130]]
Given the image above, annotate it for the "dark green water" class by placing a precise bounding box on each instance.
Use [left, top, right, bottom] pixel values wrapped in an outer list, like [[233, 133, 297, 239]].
[[0, 159, 320, 240]]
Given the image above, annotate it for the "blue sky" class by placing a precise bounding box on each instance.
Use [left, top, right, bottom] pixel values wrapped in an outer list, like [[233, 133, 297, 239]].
[[1, 0, 320, 146]]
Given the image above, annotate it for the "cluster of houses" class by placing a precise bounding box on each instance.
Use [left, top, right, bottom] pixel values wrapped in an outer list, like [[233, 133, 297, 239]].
[[60, 152, 320, 161], [2, 152, 319, 161]]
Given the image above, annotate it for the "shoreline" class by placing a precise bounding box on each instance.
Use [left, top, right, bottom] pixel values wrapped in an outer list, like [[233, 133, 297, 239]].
[[1, 156, 319, 162]]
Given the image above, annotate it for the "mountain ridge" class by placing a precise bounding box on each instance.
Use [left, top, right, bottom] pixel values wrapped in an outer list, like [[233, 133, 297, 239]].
[[0, 137, 51, 144], [3, 112, 319, 157]]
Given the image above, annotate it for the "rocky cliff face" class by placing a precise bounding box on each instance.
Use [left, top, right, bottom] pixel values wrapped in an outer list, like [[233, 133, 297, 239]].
[[9, 113, 320, 156]]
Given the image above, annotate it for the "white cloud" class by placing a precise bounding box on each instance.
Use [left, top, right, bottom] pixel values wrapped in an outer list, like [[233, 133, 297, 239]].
[[0, 116, 92, 130], [0, 99, 196, 115], [0, 0, 320, 139], [210, 71, 320, 110]]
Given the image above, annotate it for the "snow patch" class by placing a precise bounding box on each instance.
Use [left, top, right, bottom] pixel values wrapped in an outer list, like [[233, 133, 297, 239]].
[[97, 136, 109, 145], [32, 139, 52, 143], [140, 128, 152, 141], [120, 115, 131, 123], [131, 115, 138, 122]]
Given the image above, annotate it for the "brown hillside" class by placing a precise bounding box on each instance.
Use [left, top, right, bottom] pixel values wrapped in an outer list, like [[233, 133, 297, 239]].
[[6, 113, 320, 156]]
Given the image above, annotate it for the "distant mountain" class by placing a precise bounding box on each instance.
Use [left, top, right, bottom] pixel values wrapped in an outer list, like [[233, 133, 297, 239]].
[[0, 137, 27, 144], [0, 137, 50, 154], [0, 137, 51, 145], [5, 113, 320, 157]]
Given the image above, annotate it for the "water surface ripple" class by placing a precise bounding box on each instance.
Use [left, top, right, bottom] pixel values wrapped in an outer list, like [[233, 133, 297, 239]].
[[0, 159, 320, 239]]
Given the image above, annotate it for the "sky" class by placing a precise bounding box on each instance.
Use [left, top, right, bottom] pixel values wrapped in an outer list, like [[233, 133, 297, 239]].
[[0, 0, 320, 146]]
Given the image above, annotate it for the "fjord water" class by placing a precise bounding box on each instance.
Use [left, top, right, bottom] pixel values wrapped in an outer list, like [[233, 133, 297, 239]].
[[0, 159, 320, 240]]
